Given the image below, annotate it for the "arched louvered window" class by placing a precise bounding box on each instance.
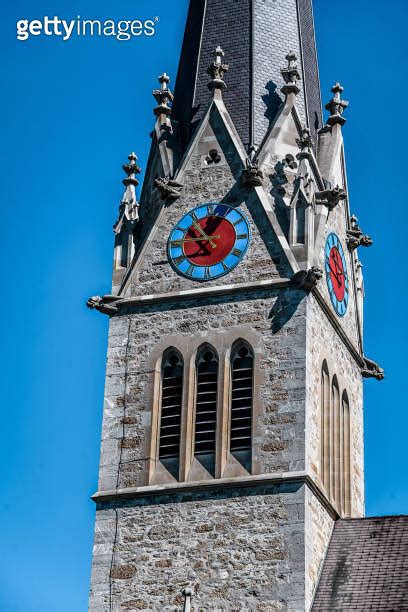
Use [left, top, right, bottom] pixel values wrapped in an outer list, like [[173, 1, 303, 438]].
[[341, 391, 351, 516], [159, 349, 183, 479], [230, 342, 254, 472], [194, 346, 218, 476], [321, 361, 330, 493]]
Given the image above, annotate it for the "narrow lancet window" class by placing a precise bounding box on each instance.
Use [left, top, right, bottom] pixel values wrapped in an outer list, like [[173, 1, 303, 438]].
[[331, 376, 341, 506], [230, 342, 254, 472], [342, 391, 351, 516], [194, 346, 218, 476], [159, 349, 183, 479], [321, 361, 330, 493]]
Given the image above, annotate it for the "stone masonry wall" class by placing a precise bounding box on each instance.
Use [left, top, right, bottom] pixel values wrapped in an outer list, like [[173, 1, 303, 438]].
[[304, 487, 334, 609], [90, 483, 306, 611], [98, 289, 307, 493]]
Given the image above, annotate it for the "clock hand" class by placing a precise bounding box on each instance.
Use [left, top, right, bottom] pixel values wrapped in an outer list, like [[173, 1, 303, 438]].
[[171, 235, 220, 244], [327, 261, 343, 288], [328, 263, 344, 279], [192, 221, 217, 249]]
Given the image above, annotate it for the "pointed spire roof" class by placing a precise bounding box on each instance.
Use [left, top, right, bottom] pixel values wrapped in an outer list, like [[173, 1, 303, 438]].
[[172, 0, 322, 151]]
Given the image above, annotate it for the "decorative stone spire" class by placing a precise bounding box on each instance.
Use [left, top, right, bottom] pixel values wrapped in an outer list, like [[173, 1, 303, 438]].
[[114, 152, 141, 231], [325, 83, 349, 126], [281, 51, 301, 95], [207, 46, 229, 92], [153, 73, 174, 130]]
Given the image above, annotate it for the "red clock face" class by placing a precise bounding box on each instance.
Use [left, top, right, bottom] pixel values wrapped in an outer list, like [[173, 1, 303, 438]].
[[328, 247, 346, 301], [168, 204, 251, 281], [183, 216, 235, 265]]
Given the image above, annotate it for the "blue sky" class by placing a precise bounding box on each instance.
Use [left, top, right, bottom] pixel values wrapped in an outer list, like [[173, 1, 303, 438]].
[[1, 0, 407, 610]]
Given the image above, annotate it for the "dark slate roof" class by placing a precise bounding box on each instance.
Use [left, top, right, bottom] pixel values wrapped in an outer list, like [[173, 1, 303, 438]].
[[312, 516, 408, 611], [172, 0, 322, 152]]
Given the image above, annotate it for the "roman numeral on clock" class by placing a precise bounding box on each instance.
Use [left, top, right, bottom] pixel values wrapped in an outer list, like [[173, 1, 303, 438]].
[[237, 233, 248, 240], [232, 248, 243, 257], [173, 255, 185, 265]]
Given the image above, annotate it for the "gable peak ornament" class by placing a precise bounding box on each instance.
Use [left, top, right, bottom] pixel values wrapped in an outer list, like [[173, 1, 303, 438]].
[[207, 46, 229, 92], [241, 148, 264, 187], [325, 82, 349, 126], [281, 51, 301, 95], [297, 127, 314, 151]]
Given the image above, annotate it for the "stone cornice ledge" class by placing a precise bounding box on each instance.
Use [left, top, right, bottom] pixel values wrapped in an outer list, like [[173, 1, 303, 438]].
[[92, 471, 339, 520], [89, 278, 291, 313]]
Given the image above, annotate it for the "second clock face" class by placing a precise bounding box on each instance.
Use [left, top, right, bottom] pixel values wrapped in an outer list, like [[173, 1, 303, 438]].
[[325, 232, 349, 317], [168, 203, 251, 281]]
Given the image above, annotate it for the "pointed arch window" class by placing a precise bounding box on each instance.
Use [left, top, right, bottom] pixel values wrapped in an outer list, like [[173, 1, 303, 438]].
[[331, 376, 341, 505], [321, 361, 330, 493], [230, 341, 254, 472], [194, 346, 218, 475], [341, 391, 351, 516], [159, 349, 184, 478], [320, 364, 352, 516]]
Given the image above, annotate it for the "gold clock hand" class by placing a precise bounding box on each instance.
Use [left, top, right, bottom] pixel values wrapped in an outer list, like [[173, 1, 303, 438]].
[[192, 221, 217, 249], [172, 235, 220, 245]]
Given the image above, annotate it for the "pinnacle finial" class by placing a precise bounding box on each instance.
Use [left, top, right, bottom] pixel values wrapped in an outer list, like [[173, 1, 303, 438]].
[[207, 46, 229, 93], [153, 72, 174, 130], [281, 50, 301, 95], [325, 82, 349, 126], [114, 151, 141, 231], [122, 152, 141, 184]]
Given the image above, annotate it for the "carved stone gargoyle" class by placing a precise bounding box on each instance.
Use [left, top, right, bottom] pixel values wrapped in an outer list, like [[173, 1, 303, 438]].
[[315, 186, 347, 210], [154, 177, 183, 201], [290, 266, 323, 292], [347, 215, 373, 250], [241, 157, 263, 187], [362, 357, 384, 381], [86, 295, 120, 315]]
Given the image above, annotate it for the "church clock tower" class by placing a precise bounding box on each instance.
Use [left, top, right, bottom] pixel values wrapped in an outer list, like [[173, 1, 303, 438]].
[[87, 1, 383, 610]]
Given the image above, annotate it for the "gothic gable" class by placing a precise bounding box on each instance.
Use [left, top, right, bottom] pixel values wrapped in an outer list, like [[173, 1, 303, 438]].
[[121, 100, 296, 298]]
